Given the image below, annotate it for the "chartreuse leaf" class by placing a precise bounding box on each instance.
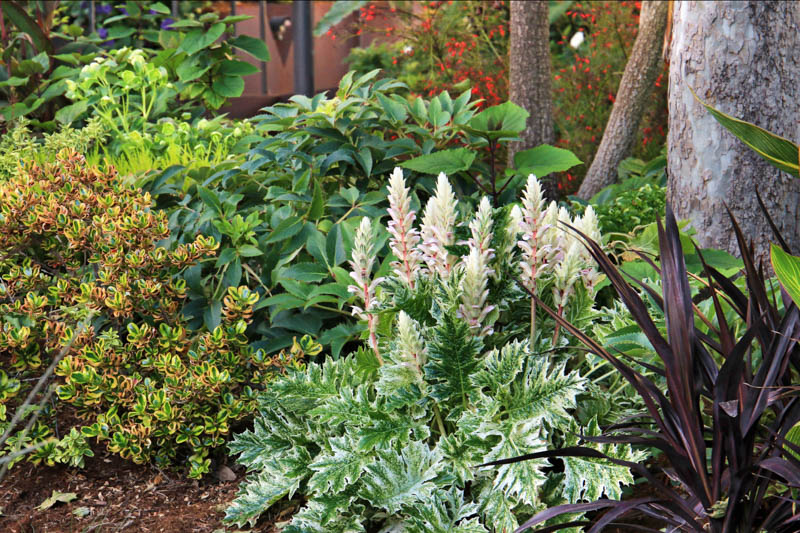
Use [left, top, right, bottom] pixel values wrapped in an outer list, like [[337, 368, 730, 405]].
[[561, 418, 645, 503], [358, 440, 442, 514], [400, 148, 476, 175], [464, 101, 529, 140], [771, 244, 800, 307], [695, 90, 799, 177]]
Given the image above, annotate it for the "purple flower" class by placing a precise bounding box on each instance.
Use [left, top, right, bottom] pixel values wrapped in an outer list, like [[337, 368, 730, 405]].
[[96, 4, 112, 15], [80, 1, 89, 8], [98, 27, 109, 39], [149, 9, 157, 15], [119, 7, 128, 15], [160, 18, 175, 30]]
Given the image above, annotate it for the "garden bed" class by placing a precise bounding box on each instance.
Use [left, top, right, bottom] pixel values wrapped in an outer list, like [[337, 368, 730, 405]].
[[0, 453, 269, 533]]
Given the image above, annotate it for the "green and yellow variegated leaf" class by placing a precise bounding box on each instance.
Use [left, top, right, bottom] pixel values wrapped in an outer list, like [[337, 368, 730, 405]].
[[405, 487, 488, 533], [561, 418, 645, 503], [308, 385, 374, 427], [283, 499, 366, 533], [771, 244, 800, 307], [424, 312, 483, 410], [358, 440, 443, 514], [504, 358, 585, 427], [478, 487, 519, 533], [480, 419, 548, 506], [695, 90, 799, 177], [225, 469, 303, 527], [307, 436, 370, 495]]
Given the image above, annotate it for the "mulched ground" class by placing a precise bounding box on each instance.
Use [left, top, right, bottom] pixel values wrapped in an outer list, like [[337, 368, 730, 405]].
[[0, 449, 291, 533]]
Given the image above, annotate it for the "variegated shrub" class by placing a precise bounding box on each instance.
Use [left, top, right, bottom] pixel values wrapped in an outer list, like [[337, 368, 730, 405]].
[[226, 169, 642, 531]]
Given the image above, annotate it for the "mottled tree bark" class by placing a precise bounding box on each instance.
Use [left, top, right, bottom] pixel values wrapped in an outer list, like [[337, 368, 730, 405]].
[[508, 0, 554, 194], [667, 1, 800, 263], [577, 1, 669, 200]]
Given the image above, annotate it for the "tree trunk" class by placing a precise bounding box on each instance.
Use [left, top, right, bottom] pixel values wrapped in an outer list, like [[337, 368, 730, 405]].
[[508, 0, 554, 195], [667, 1, 800, 263], [577, 1, 669, 200]]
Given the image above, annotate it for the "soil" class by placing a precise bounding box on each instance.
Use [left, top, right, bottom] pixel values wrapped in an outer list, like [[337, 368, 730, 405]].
[[0, 449, 290, 533]]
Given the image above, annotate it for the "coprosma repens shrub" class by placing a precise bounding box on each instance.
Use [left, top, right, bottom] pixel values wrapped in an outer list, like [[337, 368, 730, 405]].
[[0, 151, 314, 478]]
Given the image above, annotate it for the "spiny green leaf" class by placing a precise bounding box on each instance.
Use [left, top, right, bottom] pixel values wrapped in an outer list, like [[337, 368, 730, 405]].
[[561, 418, 644, 503], [358, 440, 442, 514], [424, 311, 483, 410], [307, 436, 370, 494], [405, 487, 488, 533], [224, 470, 301, 527]]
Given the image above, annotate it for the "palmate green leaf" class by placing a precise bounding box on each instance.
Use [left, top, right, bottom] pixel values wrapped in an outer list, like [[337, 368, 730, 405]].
[[424, 312, 483, 410], [404, 487, 488, 533], [561, 418, 644, 503], [225, 469, 302, 527], [771, 244, 800, 307], [358, 440, 443, 514], [695, 91, 799, 177], [307, 435, 370, 495]]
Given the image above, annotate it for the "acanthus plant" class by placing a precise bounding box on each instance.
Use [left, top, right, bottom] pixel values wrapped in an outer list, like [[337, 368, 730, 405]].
[[494, 206, 800, 532], [225, 169, 642, 531]]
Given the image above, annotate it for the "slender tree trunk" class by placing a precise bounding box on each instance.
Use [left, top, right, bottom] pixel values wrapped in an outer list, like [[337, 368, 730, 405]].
[[508, 0, 554, 195], [667, 1, 800, 263], [577, 1, 669, 200]]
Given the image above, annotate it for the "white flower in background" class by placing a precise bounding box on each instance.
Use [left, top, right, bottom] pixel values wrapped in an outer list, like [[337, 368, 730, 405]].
[[402, 45, 414, 55], [419, 172, 458, 279], [386, 168, 422, 288], [569, 30, 585, 49]]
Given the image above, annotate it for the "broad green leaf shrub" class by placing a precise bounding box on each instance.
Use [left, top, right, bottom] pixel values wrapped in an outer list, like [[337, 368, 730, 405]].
[[225, 169, 642, 530], [145, 72, 582, 356], [0, 1, 100, 131], [63, 47, 259, 160], [0, 151, 311, 477]]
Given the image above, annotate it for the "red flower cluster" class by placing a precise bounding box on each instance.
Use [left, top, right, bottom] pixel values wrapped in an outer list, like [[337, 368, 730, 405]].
[[552, 1, 668, 193]]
